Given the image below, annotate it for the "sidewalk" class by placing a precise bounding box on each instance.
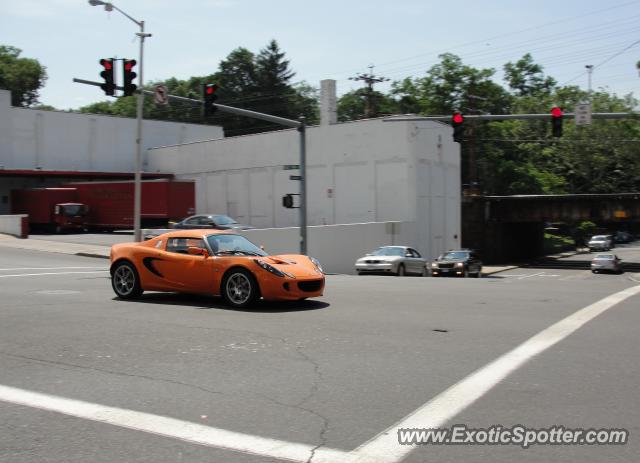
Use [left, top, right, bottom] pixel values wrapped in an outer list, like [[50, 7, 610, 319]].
[[0, 234, 520, 275], [0, 234, 110, 259]]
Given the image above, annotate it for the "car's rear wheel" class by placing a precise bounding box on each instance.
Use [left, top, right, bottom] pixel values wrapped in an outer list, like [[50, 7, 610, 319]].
[[222, 269, 259, 308], [396, 264, 406, 277], [111, 261, 143, 299]]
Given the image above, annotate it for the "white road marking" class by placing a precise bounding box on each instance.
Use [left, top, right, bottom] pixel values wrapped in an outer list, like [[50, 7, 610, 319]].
[[0, 267, 106, 272], [346, 283, 640, 463], [2, 284, 640, 463], [0, 384, 349, 463], [0, 271, 108, 279], [517, 271, 546, 280]]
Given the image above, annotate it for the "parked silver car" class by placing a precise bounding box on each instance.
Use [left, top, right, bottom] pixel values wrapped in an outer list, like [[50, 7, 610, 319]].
[[591, 254, 622, 274], [588, 235, 614, 252], [355, 246, 427, 276]]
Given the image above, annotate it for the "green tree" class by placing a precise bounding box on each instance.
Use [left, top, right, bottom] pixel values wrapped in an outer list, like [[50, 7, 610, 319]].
[[503, 53, 556, 97], [77, 41, 318, 136], [0, 45, 48, 107]]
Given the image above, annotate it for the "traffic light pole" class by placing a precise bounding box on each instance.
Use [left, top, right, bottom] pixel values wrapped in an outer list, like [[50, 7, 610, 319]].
[[384, 113, 634, 122], [132, 21, 150, 243], [73, 80, 309, 253]]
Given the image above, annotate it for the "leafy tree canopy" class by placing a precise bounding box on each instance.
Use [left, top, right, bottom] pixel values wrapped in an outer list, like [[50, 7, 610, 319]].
[[0, 45, 47, 107]]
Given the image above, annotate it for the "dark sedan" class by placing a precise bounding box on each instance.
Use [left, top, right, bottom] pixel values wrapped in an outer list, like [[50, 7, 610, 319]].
[[430, 249, 483, 277], [172, 214, 254, 231]]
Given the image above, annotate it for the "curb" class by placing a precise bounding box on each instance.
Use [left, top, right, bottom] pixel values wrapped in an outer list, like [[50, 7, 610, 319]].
[[75, 252, 110, 259]]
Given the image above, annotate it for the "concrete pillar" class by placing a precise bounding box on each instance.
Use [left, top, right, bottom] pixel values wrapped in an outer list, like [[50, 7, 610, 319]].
[[320, 80, 337, 126], [0, 90, 13, 169]]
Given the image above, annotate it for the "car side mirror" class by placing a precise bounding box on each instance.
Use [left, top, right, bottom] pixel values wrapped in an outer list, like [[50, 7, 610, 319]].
[[187, 246, 208, 257]]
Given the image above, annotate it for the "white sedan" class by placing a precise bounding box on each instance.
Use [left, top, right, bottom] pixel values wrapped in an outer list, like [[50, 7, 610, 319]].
[[355, 246, 427, 276]]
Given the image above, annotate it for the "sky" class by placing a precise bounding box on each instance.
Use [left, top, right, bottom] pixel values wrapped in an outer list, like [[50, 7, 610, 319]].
[[1, 0, 639, 110]]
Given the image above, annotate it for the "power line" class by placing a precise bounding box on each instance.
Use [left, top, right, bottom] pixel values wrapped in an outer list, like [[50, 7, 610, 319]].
[[562, 38, 640, 85]]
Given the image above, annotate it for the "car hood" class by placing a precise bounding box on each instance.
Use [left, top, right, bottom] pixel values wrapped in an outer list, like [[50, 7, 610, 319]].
[[435, 259, 466, 264], [261, 254, 323, 278], [356, 255, 401, 263]]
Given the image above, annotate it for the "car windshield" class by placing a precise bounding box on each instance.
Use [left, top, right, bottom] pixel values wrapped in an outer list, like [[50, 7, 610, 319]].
[[590, 236, 607, 241], [369, 247, 405, 257], [206, 234, 267, 256], [441, 251, 469, 260], [61, 204, 86, 216], [594, 254, 615, 260], [213, 215, 238, 225]]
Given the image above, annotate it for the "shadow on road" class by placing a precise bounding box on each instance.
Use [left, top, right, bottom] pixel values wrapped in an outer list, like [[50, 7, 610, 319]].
[[113, 292, 330, 313]]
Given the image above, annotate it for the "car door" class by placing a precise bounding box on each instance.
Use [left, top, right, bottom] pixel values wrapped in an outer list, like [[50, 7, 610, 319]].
[[152, 237, 216, 294], [408, 248, 425, 273]]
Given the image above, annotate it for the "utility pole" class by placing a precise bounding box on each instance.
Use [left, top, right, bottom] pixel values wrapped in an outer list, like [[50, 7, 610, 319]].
[[585, 64, 594, 100], [349, 65, 389, 118]]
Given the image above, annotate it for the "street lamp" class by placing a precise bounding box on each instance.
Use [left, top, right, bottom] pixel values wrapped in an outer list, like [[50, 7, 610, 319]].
[[88, 0, 151, 242]]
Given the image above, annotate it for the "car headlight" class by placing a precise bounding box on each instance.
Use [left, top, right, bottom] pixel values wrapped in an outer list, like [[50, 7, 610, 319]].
[[455, 262, 464, 267], [431, 262, 438, 268], [309, 256, 324, 273], [254, 259, 285, 277]]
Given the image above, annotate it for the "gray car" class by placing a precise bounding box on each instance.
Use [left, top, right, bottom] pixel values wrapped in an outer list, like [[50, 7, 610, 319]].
[[172, 214, 254, 231], [355, 246, 427, 276], [591, 253, 622, 274], [588, 235, 614, 252]]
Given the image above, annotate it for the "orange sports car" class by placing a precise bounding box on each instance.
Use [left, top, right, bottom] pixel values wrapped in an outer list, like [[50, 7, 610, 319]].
[[109, 230, 325, 308]]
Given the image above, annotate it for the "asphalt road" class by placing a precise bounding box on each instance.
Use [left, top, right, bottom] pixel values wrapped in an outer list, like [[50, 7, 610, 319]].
[[1, 248, 639, 462]]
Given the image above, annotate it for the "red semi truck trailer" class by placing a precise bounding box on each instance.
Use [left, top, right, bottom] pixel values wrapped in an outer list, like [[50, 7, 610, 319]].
[[12, 180, 195, 233], [11, 188, 89, 233], [63, 179, 195, 231]]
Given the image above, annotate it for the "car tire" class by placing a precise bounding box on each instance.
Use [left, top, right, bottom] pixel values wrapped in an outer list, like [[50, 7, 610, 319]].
[[396, 264, 406, 277], [111, 261, 143, 299], [222, 269, 259, 309]]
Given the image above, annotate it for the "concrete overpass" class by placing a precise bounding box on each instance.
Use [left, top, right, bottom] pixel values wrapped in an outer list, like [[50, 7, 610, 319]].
[[462, 193, 640, 263]]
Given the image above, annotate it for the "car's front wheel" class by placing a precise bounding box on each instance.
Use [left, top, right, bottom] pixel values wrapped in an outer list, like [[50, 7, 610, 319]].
[[222, 269, 259, 308], [111, 261, 143, 299]]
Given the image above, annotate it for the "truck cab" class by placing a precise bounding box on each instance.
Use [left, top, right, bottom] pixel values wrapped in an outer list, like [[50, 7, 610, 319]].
[[53, 203, 89, 233]]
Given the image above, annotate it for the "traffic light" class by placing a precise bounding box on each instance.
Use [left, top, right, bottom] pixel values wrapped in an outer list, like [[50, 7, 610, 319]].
[[123, 59, 137, 97], [203, 83, 219, 117], [451, 112, 464, 143], [551, 106, 563, 137], [282, 194, 295, 208], [99, 58, 115, 96]]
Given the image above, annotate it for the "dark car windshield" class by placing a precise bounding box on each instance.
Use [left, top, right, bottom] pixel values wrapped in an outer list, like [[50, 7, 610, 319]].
[[370, 247, 405, 257], [212, 215, 238, 225], [206, 234, 267, 256], [441, 251, 470, 260], [61, 204, 86, 216]]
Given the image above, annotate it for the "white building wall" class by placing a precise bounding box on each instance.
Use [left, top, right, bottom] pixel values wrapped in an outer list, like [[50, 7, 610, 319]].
[[0, 89, 223, 172], [147, 118, 460, 260]]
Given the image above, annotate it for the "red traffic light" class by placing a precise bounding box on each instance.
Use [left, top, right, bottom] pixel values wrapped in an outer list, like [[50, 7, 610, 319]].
[[452, 113, 464, 124], [124, 60, 137, 71], [551, 107, 563, 118], [99, 58, 113, 70], [205, 83, 219, 95]]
